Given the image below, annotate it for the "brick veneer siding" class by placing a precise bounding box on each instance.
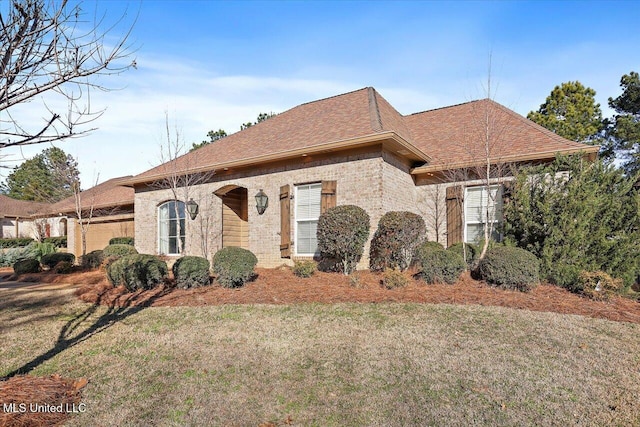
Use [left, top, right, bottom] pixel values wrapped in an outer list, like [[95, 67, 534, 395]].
[[135, 149, 394, 268], [133, 148, 517, 267]]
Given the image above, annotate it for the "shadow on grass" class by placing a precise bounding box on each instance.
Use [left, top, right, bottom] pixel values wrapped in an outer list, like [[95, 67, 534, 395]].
[[1, 285, 171, 380]]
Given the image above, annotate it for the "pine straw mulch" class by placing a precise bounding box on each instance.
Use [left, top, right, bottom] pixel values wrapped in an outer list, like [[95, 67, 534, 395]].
[[0, 375, 87, 427], [47, 267, 640, 325]]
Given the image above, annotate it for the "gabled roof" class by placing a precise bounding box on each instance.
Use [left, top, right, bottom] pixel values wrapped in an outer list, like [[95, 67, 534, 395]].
[[126, 87, 599, 184], [0, 195, 48, 218], [49, 176, 134, 215]]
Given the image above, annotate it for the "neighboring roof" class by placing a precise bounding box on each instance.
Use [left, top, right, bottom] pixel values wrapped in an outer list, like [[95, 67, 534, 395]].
[[126, 88, 599, 184], [49, 176, 134, 214], [0, 195, 48, 218]]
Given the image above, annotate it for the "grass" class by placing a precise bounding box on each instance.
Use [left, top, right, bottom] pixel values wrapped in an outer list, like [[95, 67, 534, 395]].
[[2, 287, 640, 426]]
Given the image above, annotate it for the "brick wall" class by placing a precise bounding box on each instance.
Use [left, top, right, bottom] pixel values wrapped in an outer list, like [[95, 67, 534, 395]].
[[135, 150, 386, 268]]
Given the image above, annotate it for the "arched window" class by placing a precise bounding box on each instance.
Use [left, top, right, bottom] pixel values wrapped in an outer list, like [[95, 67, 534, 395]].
[[158, 200, 185, 255]]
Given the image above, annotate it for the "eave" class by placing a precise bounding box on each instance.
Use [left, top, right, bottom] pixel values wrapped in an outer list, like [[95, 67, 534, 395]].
[[123, 132, 432, 187], [411, 145, 600, 176]]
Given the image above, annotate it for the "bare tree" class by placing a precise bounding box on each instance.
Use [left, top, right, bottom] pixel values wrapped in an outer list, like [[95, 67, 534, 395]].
[[151, 113, 215, 255], [73, 173, 97, 257], [0, 0, 136, 149], [419, 182, 446, 244], [438, 58, 513, 261]]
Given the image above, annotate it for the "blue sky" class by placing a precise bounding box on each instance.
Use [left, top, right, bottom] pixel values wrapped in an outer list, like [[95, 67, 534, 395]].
[[2, 0, 639, 185]]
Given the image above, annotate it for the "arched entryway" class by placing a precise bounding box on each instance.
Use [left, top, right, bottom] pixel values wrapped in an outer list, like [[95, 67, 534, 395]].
[[214, 185, 249, 249]]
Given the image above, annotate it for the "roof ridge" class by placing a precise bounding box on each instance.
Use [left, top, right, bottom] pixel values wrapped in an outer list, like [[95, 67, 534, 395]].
[[367, 87, 383, 132], [407, 98, 484, 117], [297, 86, 371, 109]]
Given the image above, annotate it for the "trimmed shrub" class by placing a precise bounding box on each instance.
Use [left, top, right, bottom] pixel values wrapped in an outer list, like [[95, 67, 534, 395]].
[[317, 205, 370, 274], [172, 256, 211, 289], [212, 247, 258, 288], [106, 254, 168, 292], [417, 249, 465, 284], [0, 238, 35, 248], [103, 244, 138, 258], [414, 241, 445, 261], [573, 271, 623, 301], [109, 237, 135, 246], [13, 258, 41, 275], [81, 250, 104, 269], [382, 268, 410, 289], [0, 246, 32, 267], [30, 242, 56, 261], [475, 246, 540, 292], [41, 252, 75, 269], [370, 211, 426, 271], [52, 261, 74, 274], [447, 242, 478, 267], [293, 260, 317, 278], [43, 236, 67, 248]]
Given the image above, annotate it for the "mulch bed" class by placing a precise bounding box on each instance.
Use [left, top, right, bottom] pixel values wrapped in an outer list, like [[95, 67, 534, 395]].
[[0, 375, 87, 427], [50, 267, 640, 325], [3, 265, 639, 427]]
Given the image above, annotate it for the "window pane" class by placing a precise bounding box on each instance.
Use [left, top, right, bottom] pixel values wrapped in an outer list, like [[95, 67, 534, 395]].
[[297, 220, 318, 254], [466, 223, 484, 244], [297, 183, 321, 219], [159, 200, 186, 255]]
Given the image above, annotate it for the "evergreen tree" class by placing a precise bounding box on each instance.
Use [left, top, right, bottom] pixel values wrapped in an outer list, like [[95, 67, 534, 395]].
[[1, 147, 80, 202], [191, 129, 227, 151], [528, 81, 604, 144], [503, 155, 640, 289], [607, 71, 640, 174], [191, 112, 277, 151]]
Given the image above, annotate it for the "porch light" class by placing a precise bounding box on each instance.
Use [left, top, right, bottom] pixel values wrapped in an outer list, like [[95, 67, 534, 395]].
[[255, 189, 268, 215], [186, 198, 199, 220]]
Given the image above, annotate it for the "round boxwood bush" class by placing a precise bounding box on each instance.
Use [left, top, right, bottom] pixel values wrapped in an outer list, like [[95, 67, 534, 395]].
[[416, 247, 465, 284], [293, 260, 317, 278], [109, 237, 135, 246], [172, 256, 211, 288], [81, 250, 104, 269], [475, 246, 540, 292], [13, 258, 41, 275], [212, 247, 258, 288], [317, 205, 370, 274], [52, 261, 74, 274], [447, 242, 478, 267], [106, 254, 168, 292], [41, 252, 76, 269], [369, 211, 426, 271], [103, 244, 138, 258]]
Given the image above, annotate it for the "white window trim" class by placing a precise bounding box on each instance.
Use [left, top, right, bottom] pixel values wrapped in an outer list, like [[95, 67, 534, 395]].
[[157, 200, 186, 256], [294, 182, 322, 257], [464, 185, 502, 244]]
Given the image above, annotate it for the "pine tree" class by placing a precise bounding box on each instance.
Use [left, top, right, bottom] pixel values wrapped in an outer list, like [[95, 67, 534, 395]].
[[528, 81, 604, 144]]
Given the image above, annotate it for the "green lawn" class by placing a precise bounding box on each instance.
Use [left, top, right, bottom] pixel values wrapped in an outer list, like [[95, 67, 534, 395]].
[[2, 286, 639, 426]]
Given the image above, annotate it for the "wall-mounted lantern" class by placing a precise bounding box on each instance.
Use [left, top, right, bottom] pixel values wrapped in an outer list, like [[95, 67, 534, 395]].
[[186, 198, 199, 220], [255, 189, 268, 215]]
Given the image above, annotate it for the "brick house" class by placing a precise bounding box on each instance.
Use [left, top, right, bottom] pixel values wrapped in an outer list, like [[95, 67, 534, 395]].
[[0, 177, 134, 257], [124, 87, 598, 268], [49, 176, 135, 255]]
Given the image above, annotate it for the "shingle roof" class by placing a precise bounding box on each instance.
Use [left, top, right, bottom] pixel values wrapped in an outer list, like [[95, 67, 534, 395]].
[[128, 88, 598, 183], [49, 176, 134, 214], [405, 99, 597, 172], [0, 195, 49, 217]]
